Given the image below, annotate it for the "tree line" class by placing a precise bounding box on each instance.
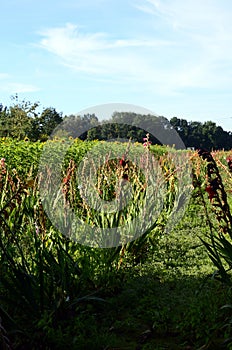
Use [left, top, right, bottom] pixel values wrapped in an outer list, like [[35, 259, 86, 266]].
[[170, 117, 232, 151], [0, 95, 63, 141], [0, 95, 231, 150]]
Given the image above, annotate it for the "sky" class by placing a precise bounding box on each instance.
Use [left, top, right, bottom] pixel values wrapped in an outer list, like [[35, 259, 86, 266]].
[[1, 0, 232, 132]]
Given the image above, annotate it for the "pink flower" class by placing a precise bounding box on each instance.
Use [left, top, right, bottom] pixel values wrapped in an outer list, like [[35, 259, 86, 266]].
[[35, 223, 39, 235], [119, 156, 128, 167], [1, 158, 5, 167], [143, 141, 152, 148], [226, 156, 232, 172]]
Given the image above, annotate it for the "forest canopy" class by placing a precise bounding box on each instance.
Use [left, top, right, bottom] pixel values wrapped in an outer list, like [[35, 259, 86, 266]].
[[0, 95, 231, 150]]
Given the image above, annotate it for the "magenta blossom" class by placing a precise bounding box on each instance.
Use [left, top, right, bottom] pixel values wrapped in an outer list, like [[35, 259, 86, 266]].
[[143, 141, 152, 148]]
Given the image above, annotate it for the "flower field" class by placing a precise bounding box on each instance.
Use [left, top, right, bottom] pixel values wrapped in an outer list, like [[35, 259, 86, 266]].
[[0, 138, 232, 349]]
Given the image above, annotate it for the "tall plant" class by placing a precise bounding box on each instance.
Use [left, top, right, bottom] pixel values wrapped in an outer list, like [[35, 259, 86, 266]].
[[193, 149, 232, 283]]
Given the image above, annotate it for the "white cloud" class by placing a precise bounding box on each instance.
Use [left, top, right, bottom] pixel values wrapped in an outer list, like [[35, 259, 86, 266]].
[[137, 0, 228, 31], [0, 78, 40, 94], [136, 0, 232, 51], [36, 2, 232, 96], [0, 73, 10, 79], [135, 0, 232, 86], [37, 23, 178, 85], [5, 83, 40, 93]]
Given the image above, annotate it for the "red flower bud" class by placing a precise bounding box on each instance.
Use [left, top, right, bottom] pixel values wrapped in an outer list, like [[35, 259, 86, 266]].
[[205, 185, 216, 202]]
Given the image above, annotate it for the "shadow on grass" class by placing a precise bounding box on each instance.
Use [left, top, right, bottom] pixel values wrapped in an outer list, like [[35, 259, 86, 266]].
[[62, 269, 231, 350]]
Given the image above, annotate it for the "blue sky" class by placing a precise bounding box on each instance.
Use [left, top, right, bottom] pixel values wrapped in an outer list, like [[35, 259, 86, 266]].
[[1, 0, 232, 131]]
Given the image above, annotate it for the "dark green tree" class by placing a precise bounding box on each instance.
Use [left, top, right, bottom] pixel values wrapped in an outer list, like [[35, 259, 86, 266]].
[[58, 113, 99, 139], [30, 107, 63, 141], [170, 117, 232, 150], [0, 94, 39, 139]]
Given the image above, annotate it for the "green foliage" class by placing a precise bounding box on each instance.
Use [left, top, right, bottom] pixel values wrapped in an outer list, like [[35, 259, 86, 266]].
[[170, 116, 232, 150], [30, 107, 63, 141], [58, 113, 99, 140], [0, 95, 231, 150], [193, 149, 232, 283], [192, 149, 232, 347], [0, 139, 232, 349], [0, 138, 43, 177], [0, 153, 124, 348], [0, 95, 63, 141], [0, 94, 39, 140]]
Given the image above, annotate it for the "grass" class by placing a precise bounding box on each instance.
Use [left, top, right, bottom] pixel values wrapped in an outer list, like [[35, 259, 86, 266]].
[[71, 198, 230, 350]]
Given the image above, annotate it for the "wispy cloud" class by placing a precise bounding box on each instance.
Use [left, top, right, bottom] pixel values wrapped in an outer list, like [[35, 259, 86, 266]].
[[135, 0, 232, 87], [0, 73, 10, 80], [37, 23, 194, 97], [37, 23, 174, 77], [5, 83, 40, 93], [136, 0, 230, 32], [136, 0, 232, 56], [0, 74, 40, 93], [36, 0, 232, 97]]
